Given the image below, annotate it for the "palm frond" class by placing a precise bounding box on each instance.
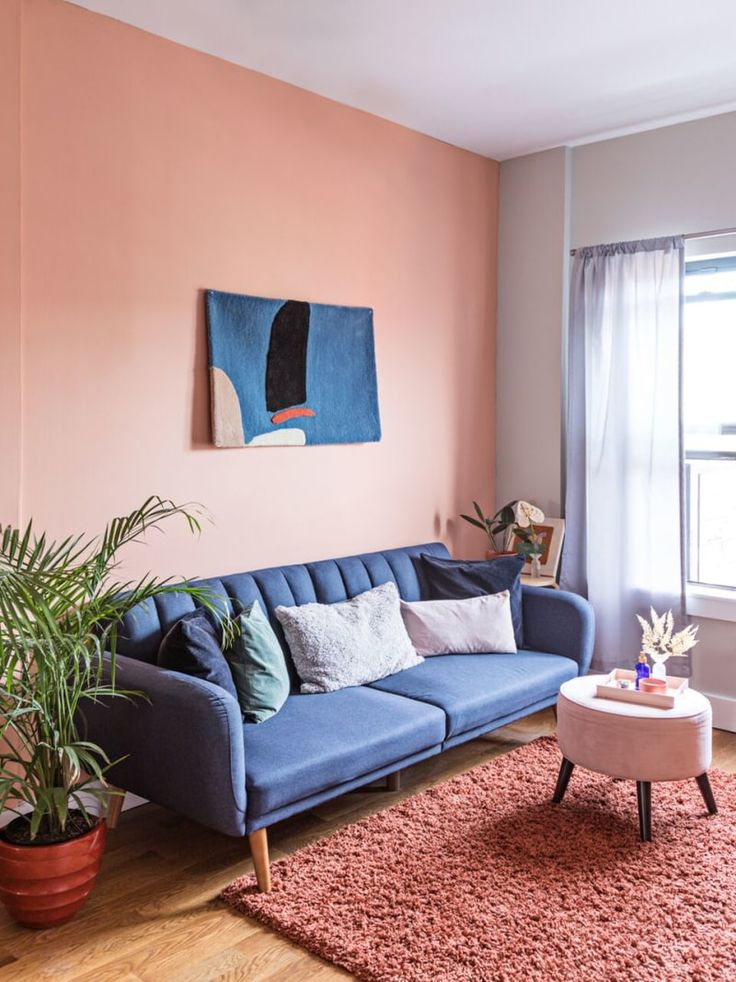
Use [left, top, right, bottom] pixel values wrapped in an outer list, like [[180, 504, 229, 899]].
[[0, 497, 217, 840]]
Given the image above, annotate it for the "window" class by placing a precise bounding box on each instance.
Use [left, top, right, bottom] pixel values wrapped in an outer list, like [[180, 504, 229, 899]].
[[684, 253, 736, 591]]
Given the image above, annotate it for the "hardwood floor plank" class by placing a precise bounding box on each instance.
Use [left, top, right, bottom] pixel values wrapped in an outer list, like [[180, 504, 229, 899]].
[[166, 946, 254, 982], [69, 910, 260, 982], [0, 905, 259, 981], [228, 931, 322, 981]]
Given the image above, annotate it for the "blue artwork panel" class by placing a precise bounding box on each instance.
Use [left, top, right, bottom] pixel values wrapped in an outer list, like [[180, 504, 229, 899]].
[[205, 289, 381, 447]]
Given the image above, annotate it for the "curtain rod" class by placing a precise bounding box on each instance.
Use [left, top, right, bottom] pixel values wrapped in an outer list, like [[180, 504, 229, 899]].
[[569, 226, 736, 257]]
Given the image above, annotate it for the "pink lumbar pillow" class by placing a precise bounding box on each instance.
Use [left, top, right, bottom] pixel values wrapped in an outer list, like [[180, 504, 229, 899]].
[[399, 591, 517, 657]]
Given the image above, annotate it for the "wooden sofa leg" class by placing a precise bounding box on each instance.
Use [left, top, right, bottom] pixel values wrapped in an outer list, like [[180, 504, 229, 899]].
[[249, 828, 272, 893], [106, 788, 126, 829], [386, 770, 402, 792]]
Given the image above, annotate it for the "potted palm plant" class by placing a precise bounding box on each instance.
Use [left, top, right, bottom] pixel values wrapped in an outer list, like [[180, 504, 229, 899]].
[[0, 496, 227, 928]]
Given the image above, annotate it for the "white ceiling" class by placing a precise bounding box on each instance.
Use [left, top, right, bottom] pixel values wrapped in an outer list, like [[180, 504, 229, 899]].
[[68, 0, 736, 160]]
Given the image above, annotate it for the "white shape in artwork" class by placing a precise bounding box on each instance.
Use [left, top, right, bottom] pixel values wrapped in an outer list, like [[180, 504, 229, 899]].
[[246, 429, 307, 447]]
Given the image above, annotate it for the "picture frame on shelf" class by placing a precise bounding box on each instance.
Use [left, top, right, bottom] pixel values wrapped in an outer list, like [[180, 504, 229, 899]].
[[506, 517, 565, 578]]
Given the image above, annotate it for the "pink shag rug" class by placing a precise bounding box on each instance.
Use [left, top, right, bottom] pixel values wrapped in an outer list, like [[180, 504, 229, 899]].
[[221, 737, 736, 982]]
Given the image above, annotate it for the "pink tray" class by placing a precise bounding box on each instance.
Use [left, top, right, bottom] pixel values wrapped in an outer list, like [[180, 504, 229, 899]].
[[596, 668, 688, 710]]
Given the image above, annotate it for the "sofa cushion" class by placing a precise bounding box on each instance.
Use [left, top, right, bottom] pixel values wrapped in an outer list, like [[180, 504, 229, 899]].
[[226, 600, 291, 723], [275, 582, 421, 693], [156, 609, 238, 703], [369, 650, 578, 739], [419, 553, 525, 648], [400, 592, 517, 656], [242, 686, 445, 817]]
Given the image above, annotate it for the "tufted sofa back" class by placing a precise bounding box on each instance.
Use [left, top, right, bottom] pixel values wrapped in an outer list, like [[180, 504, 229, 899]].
[[115, 542, 450, 672]]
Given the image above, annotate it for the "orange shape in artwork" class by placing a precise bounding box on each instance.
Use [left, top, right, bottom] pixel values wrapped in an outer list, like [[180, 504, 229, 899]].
[[271, 407, 316, 425]]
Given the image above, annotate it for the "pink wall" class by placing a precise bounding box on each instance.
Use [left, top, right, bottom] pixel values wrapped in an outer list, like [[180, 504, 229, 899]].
[[0, 0, 22, 526], [7, 0, 498, 580]]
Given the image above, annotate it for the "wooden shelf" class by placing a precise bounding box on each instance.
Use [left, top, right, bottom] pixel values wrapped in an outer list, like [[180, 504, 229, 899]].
[[520, 574, 559, 589]]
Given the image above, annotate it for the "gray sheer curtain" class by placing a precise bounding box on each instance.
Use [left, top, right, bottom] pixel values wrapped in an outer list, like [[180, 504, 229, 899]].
[[562, 236, 688, 674]]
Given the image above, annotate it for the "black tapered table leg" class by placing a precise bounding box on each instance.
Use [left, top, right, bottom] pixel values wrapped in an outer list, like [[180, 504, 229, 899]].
[[637, 781, 652, 841], [695, 772, 718, 815], [552, 757, 575, 803]]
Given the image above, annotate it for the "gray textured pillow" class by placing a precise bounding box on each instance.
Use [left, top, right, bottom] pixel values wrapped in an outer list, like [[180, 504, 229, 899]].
[[275, 582, 422, 693]]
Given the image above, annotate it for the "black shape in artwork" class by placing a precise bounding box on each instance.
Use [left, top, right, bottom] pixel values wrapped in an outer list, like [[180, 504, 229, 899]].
[[265, 300, 310, 412]]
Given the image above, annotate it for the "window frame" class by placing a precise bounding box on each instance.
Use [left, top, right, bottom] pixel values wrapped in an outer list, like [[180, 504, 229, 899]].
[[684, 252, 736, 617]]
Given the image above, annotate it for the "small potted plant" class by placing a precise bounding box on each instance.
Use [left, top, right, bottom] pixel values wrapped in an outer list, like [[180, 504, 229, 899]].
[[636, 607, 699, 679], [0, 496, 227, 928], [460, 500, 518, 559], [461, 499, 547, 570]]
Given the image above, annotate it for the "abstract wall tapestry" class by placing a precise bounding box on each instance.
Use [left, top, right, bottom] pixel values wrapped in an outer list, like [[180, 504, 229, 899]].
[[205, 289, 381, 448]]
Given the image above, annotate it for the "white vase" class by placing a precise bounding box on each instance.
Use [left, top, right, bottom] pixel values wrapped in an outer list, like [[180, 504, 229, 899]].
[[650, 652, 669, 679], [530, 553, 542, 577]]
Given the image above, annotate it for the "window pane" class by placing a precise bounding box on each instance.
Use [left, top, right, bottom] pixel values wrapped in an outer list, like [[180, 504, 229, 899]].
[[688, 460, 736, 588], [684, 295, 736, 455], [684, 259, 736, 588], [685, 266, 736, 298]]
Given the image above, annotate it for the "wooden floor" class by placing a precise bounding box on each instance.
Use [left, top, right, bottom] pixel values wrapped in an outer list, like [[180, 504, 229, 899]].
[[1, 711, 734, 981]]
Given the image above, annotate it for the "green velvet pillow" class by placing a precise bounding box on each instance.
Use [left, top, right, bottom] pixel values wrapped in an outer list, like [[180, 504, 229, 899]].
[[226, 600, 290, 723]]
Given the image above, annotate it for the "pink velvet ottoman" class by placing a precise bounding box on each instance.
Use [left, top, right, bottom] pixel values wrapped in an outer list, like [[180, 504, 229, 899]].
[[553, 675, 716, 840]]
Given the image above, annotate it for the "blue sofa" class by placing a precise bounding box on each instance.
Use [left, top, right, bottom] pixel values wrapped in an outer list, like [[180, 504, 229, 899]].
[[85, 542, 594, 891]]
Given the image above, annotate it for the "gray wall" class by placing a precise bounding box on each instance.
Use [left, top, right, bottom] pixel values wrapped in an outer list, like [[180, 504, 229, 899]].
[[495, 147, 570, 519], [572, 112, 736, 247], [496, 111, 736, 720]]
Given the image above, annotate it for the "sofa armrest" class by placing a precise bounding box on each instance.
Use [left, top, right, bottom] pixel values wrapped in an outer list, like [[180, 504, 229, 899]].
[[80, 654, 246, 837], [521, 587, 595, 675]]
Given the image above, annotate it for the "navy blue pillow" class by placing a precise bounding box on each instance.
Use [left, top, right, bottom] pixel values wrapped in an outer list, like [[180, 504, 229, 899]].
[[157, 609, 238, 702], [419, 553, 525, 648]]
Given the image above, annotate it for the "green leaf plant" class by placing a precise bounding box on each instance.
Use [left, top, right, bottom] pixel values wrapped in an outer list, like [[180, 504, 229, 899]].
[[0, 496, 231, 842], [460, 500, 518, 552]]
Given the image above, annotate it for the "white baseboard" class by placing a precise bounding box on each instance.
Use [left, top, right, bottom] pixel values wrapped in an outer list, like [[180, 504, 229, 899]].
[[1, 790, 148, 830], [121, 792, 147, 813], [704, 692, 736, 733]]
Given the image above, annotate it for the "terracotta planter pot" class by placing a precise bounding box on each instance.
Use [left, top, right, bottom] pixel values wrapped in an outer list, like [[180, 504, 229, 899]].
[[485, 550, 518, 561], [0, 820, 107, 928]]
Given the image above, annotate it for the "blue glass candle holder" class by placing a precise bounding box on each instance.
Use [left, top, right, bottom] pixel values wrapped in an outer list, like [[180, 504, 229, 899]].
[[635, 652, 650, 691]]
